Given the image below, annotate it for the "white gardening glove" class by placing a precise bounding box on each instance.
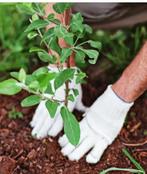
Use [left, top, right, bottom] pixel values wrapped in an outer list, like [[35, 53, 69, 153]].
[[59, 85, 134, 164], [30, 66, 87, 139]]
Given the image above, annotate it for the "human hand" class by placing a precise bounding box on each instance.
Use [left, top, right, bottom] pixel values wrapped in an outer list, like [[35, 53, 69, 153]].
[[59, 85, 133, 163], [30, 66, 87, 139]]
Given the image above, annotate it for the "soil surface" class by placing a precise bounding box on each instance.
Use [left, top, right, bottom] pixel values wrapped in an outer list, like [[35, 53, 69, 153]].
[[0, 66, 147, 174]]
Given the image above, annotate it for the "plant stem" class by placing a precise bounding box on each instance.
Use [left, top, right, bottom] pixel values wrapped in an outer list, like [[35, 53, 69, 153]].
[[63, 10, 71, 107], [37, 27, 49, 50], [65, 80, 69, 107], [73, 36, 80, 46], [77, 41, 89, 47], [18, 82, 64, 103]]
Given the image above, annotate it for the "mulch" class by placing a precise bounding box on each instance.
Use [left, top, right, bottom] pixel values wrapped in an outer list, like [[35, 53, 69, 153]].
[[0, 67, 147, 174]]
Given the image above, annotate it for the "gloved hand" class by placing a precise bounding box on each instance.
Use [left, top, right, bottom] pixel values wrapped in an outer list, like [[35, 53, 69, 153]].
[[59, 85, 134, 164], [30, 66, 87, 139]]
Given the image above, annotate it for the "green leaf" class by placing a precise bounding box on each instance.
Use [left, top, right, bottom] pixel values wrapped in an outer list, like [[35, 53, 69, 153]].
[[84, 49, 98, 59], [45, 82, 54, 95], [54, 25, 74, 45], [73, 89, 79, 97], [16, 3, 35, 15], [29, 47, 44, 53], [75, 50, 85, 63], [88, 52, 99, 64], [53, 3, 73, 14], [21, 95, 41, 107], [70, 13, 84, 33], [60, 48, 72, 63], [8, 107, 23, 120], [10, 72, 19, 80], [76, 71, 86, 84], [47, 13, 55, 20], [32, 14, 39, 21], [64, 33, 74, 46], [84, 24, 93, 34], [32, 3, 45, 16], [47, 13, 60, 24], [61, 106, 80, 145], [54, 68, 75, 90], [38, 52, 56, 63], [27, 31, 38, 40], [37, 73, 56, 92], [88, 40, 102, 49], [42, 28, 54, 42], [0, 79, 21, 95], [83, 49, 99, 64], [18, 68, 26, 83], [25, 19, 49, 32], [45, 100, 59, 118], [54, 25, 67, 38], [25, 75, 36, 85], [32, 67, 48, 76], [28, 80, 39, 90], [68, 94, 75, 102], [49, 36, 61, 54]]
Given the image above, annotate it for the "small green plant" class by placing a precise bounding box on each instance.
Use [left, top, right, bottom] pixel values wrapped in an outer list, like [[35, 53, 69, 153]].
[[8, 107, 23, 119], [0, 4, 37, 80], [100, 148, 145, 174], [0, 3, 101, 145], [90, 26, 147, 74]]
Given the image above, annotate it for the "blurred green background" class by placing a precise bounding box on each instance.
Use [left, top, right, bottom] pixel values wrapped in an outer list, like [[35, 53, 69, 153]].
[[1, 3, 147, 81], [0, 3, 39, 80]]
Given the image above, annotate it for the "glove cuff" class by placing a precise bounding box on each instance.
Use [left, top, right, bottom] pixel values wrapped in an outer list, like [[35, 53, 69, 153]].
[[86, 85, 134, 144], [103, 85, 134, 113]]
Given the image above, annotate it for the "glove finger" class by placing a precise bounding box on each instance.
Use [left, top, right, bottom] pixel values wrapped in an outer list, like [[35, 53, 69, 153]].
[[61, 126, 87, 156], [58, 118, 87, 148], [61, 136, 87, 157], [48, 114, 63, 137], [35, 115, 53, 139], [74, 84, 88, 113], [68, 137, 94, 161], [58, 135, 68, 147], [31, 108, 50, 137], [61, 142, 75, 156], [30, 101, 45, 127], [86, 137, 108, 164]]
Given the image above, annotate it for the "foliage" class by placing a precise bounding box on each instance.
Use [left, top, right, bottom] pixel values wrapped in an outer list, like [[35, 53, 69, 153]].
[[100, 148, 145, 174], [122, 148, 145, 173], [8, 107, 23, 119], [0, 3, 100, 145], [0, 4, 38, 80], [90, 26, 147, 72]]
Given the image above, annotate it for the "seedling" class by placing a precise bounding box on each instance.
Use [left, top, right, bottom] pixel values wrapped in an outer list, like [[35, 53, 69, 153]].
[[8, 107, 23, 119], [100, 148, 145, 174], [0, 3, 101, 145]]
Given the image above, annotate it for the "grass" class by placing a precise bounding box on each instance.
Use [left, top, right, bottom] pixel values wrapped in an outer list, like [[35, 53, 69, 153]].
[[100, 148, 145, 174]]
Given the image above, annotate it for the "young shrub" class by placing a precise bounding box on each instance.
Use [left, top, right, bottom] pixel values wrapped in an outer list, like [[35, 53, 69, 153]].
[[0, 3, 101, 145]]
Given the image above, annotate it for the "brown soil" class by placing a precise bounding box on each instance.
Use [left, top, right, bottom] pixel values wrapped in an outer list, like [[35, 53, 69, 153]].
[[0, 67, 147, 174]]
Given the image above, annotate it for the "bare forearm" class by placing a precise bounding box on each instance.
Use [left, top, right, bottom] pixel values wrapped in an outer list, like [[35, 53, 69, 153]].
[[112, 41, 147, 102]]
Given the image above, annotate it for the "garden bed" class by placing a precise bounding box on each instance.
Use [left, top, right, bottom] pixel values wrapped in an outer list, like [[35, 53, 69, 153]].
[[0, 66, 147, 174]]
